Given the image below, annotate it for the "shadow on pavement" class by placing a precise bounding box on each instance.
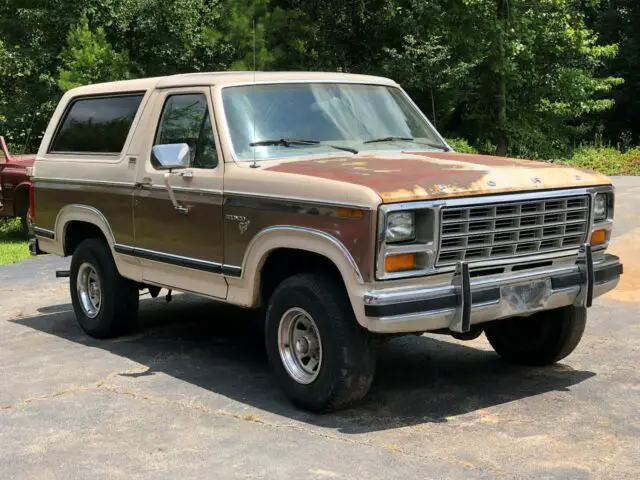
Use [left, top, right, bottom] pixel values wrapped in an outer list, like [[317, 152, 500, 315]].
[[13, 293, 596, 434]]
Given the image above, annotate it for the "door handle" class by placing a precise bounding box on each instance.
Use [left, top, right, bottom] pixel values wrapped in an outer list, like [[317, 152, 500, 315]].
[[180, 170, 194, 179]]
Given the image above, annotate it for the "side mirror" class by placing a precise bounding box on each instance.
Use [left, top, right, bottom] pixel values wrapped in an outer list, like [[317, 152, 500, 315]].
[[152, 143, 190, 170]]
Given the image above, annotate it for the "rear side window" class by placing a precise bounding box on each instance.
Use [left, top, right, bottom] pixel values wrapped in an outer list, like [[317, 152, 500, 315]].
[[50, 93, 144, 154]]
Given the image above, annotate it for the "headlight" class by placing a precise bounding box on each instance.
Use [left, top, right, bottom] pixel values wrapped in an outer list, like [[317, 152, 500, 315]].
[[386, 212, 415, 243], [594, 193, 608, 221]]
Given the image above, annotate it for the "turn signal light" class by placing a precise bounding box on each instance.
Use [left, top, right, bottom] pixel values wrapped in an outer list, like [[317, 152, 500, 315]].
[[591, 229, 607, 245], [385, 253, 417, 272]]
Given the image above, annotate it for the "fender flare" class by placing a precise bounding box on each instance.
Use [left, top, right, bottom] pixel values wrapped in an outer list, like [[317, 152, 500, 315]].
[[231, 226, 365, 307], [54, 204, 116, 252]]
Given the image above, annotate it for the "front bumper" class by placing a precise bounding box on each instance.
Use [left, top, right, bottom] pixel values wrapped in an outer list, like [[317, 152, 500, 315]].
[[362, 248, 622, 334]]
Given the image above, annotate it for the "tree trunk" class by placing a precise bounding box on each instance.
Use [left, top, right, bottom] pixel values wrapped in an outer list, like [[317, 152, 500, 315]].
[[495, 0, 509, 156]]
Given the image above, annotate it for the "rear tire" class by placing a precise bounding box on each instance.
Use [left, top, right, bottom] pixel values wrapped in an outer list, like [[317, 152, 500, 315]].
[[484, 306, 586, 366], [69, 238, 139, 339], [265, 273, 376, 413]]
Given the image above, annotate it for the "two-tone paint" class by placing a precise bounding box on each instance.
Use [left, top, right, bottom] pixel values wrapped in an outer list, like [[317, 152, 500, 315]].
[[31, 71, 622, 335]]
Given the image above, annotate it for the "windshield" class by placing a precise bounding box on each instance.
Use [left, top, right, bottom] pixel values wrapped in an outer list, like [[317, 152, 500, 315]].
[[221, 82, 447, 161]]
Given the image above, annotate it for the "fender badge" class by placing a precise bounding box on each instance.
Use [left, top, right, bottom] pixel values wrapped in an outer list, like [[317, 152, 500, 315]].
[[532, 177, 542, 184], [238, 220, 250, 235]]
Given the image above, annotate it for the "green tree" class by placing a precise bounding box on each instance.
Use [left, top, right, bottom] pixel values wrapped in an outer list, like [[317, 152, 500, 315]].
[[397, 0, 622, 158], [589, 0, 640, 146], [57, 16, 130, 91]]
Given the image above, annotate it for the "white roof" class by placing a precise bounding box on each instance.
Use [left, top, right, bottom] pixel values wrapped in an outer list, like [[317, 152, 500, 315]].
[[66, 71, 398, 96]]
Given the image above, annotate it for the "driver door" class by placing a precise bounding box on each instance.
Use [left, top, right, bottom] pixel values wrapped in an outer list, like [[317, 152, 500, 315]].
[[132, 87, 226, 298]]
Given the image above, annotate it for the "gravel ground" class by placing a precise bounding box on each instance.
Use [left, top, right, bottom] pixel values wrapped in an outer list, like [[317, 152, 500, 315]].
[[1, 178, 638, 479]]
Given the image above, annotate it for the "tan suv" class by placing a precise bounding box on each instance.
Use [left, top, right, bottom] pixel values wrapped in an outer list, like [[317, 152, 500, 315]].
[[30, 71, 623, 412]]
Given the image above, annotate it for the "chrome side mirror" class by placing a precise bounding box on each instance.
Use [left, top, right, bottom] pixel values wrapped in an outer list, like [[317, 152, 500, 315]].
[[151, 143, 190, 170], [151, 143, 191, 214]]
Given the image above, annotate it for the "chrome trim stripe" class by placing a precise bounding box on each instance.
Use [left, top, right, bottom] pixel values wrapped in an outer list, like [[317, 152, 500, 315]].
[[147, 184, 223, 195], [114, 244, 241, 276], [383, 186, 613, 211], [223, 190, 373, 210], [34, 177, 134, 189], [35, 177, 223, 196]]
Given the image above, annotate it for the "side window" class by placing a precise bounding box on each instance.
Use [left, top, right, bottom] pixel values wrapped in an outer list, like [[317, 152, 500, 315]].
[[50, 94, 144, 154], [153, 93, 218, 169]]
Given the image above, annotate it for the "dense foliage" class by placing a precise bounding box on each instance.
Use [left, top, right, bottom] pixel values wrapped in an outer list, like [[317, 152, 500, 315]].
[[1, 0, 638, 163]]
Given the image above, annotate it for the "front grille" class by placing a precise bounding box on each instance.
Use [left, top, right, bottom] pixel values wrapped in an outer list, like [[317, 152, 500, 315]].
[[436, 195, 590, 266]]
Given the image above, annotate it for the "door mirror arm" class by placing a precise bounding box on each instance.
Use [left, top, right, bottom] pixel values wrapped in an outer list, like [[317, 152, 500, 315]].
[[163, 172, 189, 215], [151, 143, 191, 214]]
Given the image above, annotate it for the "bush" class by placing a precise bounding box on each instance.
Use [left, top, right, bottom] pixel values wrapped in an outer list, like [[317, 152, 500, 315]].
[[0, 218, 30, 266], [560, 147, 640, 175], [446, 138, 479, 154]]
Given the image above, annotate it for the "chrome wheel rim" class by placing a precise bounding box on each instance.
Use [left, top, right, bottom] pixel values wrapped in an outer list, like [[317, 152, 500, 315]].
[[77, 263, 102, 318], [278, 307, 323, 384]]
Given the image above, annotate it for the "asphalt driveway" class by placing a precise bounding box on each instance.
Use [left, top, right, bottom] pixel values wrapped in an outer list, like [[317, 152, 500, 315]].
[[1, 178, 639, 479]]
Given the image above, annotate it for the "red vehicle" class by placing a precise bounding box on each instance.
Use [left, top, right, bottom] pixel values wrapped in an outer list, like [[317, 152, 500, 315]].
[[0, 136, 35, 236]]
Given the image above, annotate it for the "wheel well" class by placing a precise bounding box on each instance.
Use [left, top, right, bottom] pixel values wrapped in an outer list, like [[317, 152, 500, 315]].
[[260, 248, 345, 306], [13, 186, 29, 216], [64, 221, 106, 256]]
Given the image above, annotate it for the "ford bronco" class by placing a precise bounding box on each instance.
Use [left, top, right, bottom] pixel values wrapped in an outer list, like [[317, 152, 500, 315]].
[[30, 72, 622, 412]]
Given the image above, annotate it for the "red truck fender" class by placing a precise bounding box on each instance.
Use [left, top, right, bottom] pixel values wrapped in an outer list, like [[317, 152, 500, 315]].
[[0, 135, 36, 234]]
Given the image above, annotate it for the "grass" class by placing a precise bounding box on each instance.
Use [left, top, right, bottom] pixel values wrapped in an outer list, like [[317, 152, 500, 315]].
[[446, 136, 640, 175], [561, 146, 640, 176], [0, 218, 30, 266]]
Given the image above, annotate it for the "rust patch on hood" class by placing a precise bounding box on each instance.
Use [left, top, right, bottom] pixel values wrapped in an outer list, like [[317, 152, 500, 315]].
[[266, 151, 611, 203]]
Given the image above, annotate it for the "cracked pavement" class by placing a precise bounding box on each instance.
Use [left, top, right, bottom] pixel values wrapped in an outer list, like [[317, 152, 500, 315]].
[[1, 178, 639, 479]]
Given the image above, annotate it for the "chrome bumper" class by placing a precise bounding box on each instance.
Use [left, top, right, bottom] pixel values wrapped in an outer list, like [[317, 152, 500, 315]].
[[362, 248, 622, 334]]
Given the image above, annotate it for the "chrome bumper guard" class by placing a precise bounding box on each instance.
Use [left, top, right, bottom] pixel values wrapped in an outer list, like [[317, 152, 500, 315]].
[[363, 247, 622, 334]]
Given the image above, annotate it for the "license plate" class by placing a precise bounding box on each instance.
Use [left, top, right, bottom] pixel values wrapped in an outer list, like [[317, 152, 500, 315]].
[[501, 279, 552, 316]]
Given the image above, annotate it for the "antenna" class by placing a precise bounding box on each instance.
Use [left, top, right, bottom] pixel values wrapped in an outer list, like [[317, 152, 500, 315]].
[[251, 18, 259, 169]]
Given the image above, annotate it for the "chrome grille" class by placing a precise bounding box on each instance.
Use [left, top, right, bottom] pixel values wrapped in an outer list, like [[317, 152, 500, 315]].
[[437, 195, 590, 266]]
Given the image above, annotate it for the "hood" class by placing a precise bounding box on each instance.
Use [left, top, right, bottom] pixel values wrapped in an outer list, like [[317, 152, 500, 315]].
[[265, 150, 611, 203], [0, 154, 35, 167]]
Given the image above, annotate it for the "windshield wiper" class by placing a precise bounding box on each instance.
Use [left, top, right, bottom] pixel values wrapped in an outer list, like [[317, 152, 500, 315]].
[[363, 136, 450, 151], [250, 138, 319, 147], [249, 138, 358, 154], [363, 136, 414, 144]]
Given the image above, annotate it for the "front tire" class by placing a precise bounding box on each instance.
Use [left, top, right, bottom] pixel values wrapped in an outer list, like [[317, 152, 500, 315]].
[[484, 306, 587, 366], [265, 273, 376, 413], [69, 238, 139, 339]]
